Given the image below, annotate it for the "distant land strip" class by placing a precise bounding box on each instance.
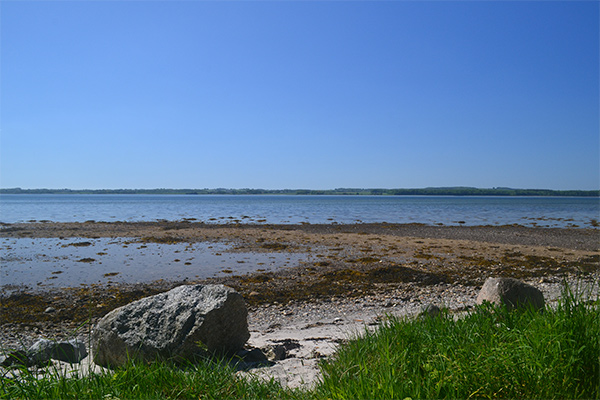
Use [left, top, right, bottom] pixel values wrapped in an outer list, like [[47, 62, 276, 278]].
[[1, 187, 598, 197]]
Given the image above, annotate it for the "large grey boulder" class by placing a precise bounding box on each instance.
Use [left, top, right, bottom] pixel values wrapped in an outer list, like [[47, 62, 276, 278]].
[[92, 284, 249, 368], [476, 277, 545, 311]]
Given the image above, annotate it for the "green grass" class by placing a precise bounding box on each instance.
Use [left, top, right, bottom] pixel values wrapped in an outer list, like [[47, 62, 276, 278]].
[[0, 357, 304, 399], [316, 284, 600, 399], [1, 283, 598, 399]]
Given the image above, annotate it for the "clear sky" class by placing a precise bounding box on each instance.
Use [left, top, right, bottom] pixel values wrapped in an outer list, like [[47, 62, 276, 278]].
[[1, 1, 598, 190]]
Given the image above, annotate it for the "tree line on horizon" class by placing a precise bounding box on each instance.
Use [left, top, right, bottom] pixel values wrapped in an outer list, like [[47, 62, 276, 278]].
[[1, 187, 598, 197]]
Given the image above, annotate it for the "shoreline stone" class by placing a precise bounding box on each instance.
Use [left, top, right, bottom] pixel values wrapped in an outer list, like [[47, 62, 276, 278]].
[[92, 284, 249, 368], [0, 339, 87, 368], [476, 277, 545, 311]]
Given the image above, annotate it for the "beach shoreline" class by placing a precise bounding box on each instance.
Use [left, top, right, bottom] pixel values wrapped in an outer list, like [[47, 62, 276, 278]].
[[1, 222, 598, 350], [2, 220, 599, 250]]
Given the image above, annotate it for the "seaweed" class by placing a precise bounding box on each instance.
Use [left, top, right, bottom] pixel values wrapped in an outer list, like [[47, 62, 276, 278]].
[[260, 243, 288, 251], [140, 236, 187, 244]]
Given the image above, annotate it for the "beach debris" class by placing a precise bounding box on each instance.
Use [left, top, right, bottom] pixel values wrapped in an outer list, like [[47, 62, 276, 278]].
[[92, 284, 249, 368], [476, 277, 545, 311]]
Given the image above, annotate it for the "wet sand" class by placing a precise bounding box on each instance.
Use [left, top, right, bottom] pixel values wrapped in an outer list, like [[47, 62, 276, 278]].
[[1, 222, 598, 342]]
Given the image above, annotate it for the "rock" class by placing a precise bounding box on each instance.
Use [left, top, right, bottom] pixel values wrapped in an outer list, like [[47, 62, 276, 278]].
[[0, 350, 30, 368], [28, 339, 87, 364], [233, 348, 272, 370], [236, 348, 269, 363], [0, 339, 87, 368], [92, 284, 249, 368], [263, 344, 287, 361], [267, 338, 300, 361], [476, 277, 545, 311], [419, 303, 442, 318]]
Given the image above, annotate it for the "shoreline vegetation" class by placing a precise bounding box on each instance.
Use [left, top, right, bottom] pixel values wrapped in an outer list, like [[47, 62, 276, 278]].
[[1, 186, 599, 196]]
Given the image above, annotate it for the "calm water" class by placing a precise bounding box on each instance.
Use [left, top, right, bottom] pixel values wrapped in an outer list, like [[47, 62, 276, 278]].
[[1, 194, 599, 228], [0, 237, 308, 289], [1, 194, 598, 291]]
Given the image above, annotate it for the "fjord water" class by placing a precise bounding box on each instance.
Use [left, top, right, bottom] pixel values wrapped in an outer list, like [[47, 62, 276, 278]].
[[1, 194, 598, 228]]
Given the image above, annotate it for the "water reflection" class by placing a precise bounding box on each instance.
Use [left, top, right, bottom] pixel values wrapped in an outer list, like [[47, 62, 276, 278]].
[[0, 237, 307, 290]]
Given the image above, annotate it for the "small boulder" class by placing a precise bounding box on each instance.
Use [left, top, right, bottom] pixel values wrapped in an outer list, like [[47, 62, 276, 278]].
[[0, 350, 30, 368], [28, 339, 87, 364], [418, 303, 442, 318], [476, 277, 545, 311], [0, 339, 87, 368], [92, 284, 249, 368]]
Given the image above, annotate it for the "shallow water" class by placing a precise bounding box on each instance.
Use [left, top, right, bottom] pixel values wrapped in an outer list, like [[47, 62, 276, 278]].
[[0, 237, 308, 290]]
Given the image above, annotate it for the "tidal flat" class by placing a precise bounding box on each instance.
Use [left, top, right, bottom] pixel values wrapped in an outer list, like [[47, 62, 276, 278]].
[[0, 221, 598, 341], [1, 237, 306, 290]]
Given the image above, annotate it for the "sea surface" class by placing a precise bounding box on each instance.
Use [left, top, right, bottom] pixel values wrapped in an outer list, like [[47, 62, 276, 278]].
[[1, 194, 599, 291], [0, 194, 598, 228]]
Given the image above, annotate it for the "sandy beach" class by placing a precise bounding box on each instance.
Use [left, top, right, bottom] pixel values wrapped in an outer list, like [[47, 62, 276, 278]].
[[1, 222, 598, 387]]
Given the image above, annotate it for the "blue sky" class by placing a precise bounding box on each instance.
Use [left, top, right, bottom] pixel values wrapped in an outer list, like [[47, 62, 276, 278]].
[[1, 1, 598, 190]]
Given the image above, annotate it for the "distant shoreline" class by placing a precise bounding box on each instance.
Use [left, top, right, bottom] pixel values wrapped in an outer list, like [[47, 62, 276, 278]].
[[1, 187, 599, 197]]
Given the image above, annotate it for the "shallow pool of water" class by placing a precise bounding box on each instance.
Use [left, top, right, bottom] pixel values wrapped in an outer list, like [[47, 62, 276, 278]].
[[0, 237, 308, 290]]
